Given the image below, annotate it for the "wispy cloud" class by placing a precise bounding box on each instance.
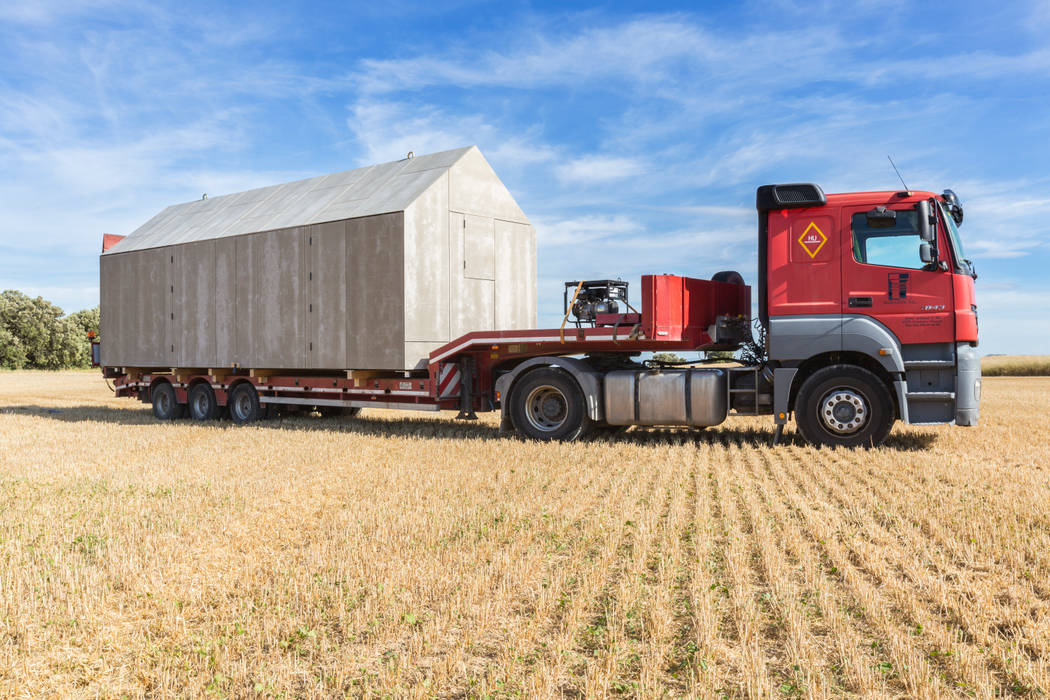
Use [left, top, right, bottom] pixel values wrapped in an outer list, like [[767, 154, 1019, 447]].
[[556, 155, 646, 184]]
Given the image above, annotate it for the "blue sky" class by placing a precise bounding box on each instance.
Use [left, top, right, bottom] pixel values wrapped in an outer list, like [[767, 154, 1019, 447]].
[[1, 0, 1048, 355]]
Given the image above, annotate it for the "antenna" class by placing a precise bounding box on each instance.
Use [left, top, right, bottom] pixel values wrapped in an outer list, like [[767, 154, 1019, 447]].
[[887, 155, 909, 191]]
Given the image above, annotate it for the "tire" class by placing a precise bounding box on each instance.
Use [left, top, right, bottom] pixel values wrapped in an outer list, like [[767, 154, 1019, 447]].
[[151, 381, 184, 420], [795, 365, 894, 448], [509, 367, 593, 441], [187, 382, 220, 421], [228, 383, 262, 425], [712, 270, 745, 285]]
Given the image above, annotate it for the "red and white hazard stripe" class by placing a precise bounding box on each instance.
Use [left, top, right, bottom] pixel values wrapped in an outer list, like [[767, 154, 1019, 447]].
[[438, 363, 461, 399]]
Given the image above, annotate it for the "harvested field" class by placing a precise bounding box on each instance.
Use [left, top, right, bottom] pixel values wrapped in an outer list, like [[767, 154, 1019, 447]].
[[0, 370, 1048, 698], [981, 355, 1050, 376]]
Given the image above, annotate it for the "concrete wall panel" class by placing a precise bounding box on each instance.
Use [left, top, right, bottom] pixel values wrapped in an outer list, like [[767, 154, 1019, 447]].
[[494, 220, 537, 328], [452, 277, 495, 339], [463, 214, 495, 280], [104, 246, 173, 367], [307, 221, 348, 369], [214, 237, 237, 366], [236, 228, 306, 368], [347, 213, 404, 369], [449, 147, 528, 224], [99, 253, 126, 366], [174, 239, 217, 367], [403, 174, 450, 345]]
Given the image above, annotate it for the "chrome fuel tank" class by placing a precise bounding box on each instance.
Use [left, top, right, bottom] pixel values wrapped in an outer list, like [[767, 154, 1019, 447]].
[[603, 369, 728, 426]]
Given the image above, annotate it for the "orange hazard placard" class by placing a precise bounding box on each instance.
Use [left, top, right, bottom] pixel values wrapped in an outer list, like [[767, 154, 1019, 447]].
[[797, 221, 827, 258]]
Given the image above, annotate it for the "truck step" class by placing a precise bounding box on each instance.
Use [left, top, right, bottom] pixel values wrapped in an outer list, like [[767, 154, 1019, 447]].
[[904, 360, 955, 369], [906, 391, 955, 401]]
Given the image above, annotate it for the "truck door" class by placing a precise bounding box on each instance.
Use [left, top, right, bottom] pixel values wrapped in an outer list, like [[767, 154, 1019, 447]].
[[840, 202, 954, 345]]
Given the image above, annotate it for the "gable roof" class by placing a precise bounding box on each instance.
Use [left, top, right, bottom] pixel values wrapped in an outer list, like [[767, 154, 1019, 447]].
[[105, 146, 476, 255]]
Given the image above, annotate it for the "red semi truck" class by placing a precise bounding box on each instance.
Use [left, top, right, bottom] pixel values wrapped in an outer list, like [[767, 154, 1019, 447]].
[[97, 183, 980, 447]]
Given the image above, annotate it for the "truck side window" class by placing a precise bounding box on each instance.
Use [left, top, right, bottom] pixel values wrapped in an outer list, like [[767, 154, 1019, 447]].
[[851, 210, 924, 269]]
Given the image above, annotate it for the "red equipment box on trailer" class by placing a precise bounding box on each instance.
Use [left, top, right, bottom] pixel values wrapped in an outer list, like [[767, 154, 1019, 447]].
[[640, 274, 750, 347]]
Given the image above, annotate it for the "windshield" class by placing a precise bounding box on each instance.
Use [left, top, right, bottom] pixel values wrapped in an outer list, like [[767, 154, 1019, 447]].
[[938, 201, 970, 273]]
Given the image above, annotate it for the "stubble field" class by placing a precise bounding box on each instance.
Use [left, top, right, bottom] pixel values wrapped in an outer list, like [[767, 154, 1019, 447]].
[[0, 370, 1048, 698]]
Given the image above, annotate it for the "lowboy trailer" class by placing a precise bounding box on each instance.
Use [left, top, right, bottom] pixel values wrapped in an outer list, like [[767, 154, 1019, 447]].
[[98, 182, 980, 448]]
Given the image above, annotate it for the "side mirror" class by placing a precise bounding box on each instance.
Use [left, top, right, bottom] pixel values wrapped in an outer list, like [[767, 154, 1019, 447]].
[[920, 242, 934, 264], [865, 206, 897, 228], [942, 189, 964, 226], [916, 200, 935, 242]]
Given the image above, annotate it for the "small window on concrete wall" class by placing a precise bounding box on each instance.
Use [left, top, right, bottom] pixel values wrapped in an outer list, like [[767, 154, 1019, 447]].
[[463, 214, 494, 280]]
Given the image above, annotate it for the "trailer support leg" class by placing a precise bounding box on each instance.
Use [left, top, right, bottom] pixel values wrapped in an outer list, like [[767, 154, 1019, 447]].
[[455, 358, 477, 420], [771, 423, 784, 447]]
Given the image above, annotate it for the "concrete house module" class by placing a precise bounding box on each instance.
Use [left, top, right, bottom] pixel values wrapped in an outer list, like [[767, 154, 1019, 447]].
[[100, 146, 537, 371]]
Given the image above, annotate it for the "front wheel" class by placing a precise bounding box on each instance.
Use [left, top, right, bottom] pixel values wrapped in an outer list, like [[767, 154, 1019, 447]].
[[795, 365, 894, 448], [509, 367, 593, 441]]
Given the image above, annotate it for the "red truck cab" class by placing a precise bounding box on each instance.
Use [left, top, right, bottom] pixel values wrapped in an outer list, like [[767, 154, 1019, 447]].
[[758, 184, 980, 442]]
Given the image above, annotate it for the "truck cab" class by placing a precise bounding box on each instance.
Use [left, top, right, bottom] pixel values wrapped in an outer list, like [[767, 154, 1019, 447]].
[[758, 183, 980, 446]]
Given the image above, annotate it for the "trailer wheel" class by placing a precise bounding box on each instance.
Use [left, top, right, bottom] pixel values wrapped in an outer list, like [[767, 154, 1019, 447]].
[[228, 383, 262, 425], [795, 365, 894, 448], [187, 382, 220, 421], [510, 367, 593, 442], [151, 381, 184, 420]]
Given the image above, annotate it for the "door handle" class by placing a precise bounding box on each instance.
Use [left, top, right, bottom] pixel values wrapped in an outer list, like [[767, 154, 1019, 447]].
[[848, 296, 873, 308]]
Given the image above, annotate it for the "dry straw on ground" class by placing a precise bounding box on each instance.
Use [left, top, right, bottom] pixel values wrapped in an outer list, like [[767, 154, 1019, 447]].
[[0, 370, 1048, 698]]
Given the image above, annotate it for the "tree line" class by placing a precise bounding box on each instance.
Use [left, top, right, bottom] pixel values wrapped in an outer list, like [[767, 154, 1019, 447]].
[[0, 290, 100, 369]]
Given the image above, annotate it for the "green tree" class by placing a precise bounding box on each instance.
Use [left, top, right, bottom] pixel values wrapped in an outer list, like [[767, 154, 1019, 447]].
[[0, 326, 28, 369], [652, 352, 686, 364], [0, 290, 83, 369], [65, 306, 100, 367]]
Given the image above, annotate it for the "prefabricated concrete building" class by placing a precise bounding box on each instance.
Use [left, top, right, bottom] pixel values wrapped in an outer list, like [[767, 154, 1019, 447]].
[[100, 146, 537, 371]]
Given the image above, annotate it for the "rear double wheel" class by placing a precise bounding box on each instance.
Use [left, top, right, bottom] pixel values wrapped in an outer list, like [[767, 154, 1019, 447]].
[[509, 367, 593, 441], [188, 382, 221, 421], [795, 365, 894, 448], [228, 383, 262, 424], [151, 381, 185, 420]]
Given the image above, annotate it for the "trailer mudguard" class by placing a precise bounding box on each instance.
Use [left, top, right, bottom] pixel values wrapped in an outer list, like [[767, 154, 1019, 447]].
[[495, 356, 605, 425]]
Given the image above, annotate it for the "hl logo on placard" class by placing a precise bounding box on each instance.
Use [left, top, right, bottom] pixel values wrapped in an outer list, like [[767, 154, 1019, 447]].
[[797, 222, 827, 258]]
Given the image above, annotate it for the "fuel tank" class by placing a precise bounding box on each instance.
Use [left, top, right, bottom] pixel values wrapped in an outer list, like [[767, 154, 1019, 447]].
[[603, 368, 728, 427]]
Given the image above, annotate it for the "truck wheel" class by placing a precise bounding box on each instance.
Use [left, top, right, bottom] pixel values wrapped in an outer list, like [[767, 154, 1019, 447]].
[[151, 381, 184, 420], [795, 365, 894, 448], [510, 367, 593, 442], [187, 382, 220, 421], [228, 383, 261, 425]]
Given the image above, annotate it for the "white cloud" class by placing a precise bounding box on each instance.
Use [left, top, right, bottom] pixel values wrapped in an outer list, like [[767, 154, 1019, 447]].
[[355, 17, 726, 93], [345, 98, 556, 171], [556, 155, 646, 184], [534, 214, 643, 247]]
